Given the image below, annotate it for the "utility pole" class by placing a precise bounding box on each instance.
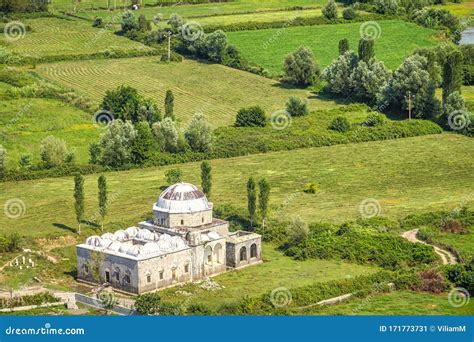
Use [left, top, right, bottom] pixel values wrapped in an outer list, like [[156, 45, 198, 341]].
[[405, 91, 413, 120]]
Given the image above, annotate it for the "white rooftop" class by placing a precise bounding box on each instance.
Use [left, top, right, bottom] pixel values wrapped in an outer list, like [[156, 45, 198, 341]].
[[153, 182, 212, 214]]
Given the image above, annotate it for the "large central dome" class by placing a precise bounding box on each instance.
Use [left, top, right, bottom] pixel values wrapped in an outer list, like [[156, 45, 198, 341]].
[[153, 183, 212, 214]]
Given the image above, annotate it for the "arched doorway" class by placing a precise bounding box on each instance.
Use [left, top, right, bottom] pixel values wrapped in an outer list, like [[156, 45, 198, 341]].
[[250, 243, 258, 258], [214, 243, 223, 264], [239, 246, 247, 261]]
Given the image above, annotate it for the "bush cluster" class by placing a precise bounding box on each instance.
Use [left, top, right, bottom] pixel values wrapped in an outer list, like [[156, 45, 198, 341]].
[[0, 292, 59, 309]]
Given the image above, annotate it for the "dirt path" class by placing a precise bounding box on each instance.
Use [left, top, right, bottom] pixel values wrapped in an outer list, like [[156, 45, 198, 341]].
[[401, 229, 457, 265]]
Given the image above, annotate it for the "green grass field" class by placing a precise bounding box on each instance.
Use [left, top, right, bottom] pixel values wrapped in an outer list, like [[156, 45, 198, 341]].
[[36, 56, 338, 127], [432, 2, 474, 18], [133, 243, 377, 308], [227, 20, 440, 74], [0, 134, 472, 238], [0, 17, 152, 59], [304, 290, 474, 315], [70, 0, 328, 20], [0, 98, 102, 168]]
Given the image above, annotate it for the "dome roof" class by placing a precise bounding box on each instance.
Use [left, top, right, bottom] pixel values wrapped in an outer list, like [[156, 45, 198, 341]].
[[153, 183, 212, 214]]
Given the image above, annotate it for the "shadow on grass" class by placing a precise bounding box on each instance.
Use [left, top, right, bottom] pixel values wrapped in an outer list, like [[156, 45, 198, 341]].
[[53, 223, 76, 234]]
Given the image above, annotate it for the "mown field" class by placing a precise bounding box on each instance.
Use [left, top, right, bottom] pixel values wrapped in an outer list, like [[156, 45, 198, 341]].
[[70, 0, 328, 20], [227, 20, 439, 74], [158, 243, 377, 308], [36, 56, 338, 127], [0, 134, 472, 238], [0, 17, 153, 59], [0, 97, 102, 168], [432, 2, 474, 18]]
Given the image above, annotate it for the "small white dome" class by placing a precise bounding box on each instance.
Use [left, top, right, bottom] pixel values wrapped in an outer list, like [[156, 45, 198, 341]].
[[143, 242, 160, 254], [136, 229, 152, 240], [108, 241, 122, 252], [101, 233, 115, 241], [119, 243, 129, 253], [153, 183, 212, 214], [161, 233, 171, 241], [151, 232, 161, 241], [99, 238, 113, 248], [86, 236, 102, 247], [201, 234, 210, 242], [208, 231, 220, 240], [114, 230, 127, 241], [127, 245, 143, 256], [125, 227, 140, 238]]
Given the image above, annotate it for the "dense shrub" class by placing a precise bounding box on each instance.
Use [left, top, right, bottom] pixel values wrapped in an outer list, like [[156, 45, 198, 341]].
[[284, 47, 320, 86], [363, 112, 385, 127], [135, 293, 161, 315], [165, 168, 183, 184], [329, 116, 351, 132], [303, 183, 318, 194], [235, 106, 266, 127], [286, 96, 308, 117], [0, 292, 59, 309], [417, 269, 447, 294], [342, 8, 357, 20]]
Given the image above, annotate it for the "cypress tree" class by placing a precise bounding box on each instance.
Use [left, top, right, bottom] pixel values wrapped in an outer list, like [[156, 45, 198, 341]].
[[258, 178, 270, 233], [358, 38, 375, 63], [0, 146, 6, 180], [442, 50, 463, 106], [74, 174, 85, 235], [98, 175, 107, 231], [338, 38, 349, 55], [247, 177, 256, 229], [165, 90, 175, 120], [200, 161, 212, 198]]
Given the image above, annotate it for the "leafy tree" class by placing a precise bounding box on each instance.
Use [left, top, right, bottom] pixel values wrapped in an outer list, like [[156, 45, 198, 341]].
[[381, 54, 441, 119], [167, 13, 185, 32], [342, 7, 356, 20], [121, 11, 139, 33], [138, 98, 161, 123], [321, 51, 359, 96], [101, 85, 141, 122], [89, 143, 101, 165], [350, 59, 391, 103], [131, 121, 155, 164], [135, 293, 162, 315], [247, 177, 257, 229], [185, 113, 213, 152], [235, 106, 266, 127], [258, 178, 270, 232], [98, 175, 107, 231], [284, 46, 320, 86], [165, 168, 183, 184], [364, 112, 386, 127], [92, 17, 104, 28], [444, 91, 466, 115], [200, 161, 212, 198], [374, 0, 399, 15], [203, 30, 228, 62], [138, 14, 150, 32], [19, 154, 31, 170], [329, 116, 351, 132], [158, 117, 179, 152], [322, 0, 338, 20], [100, 120, 137, 167], [74, 174, 85, 235], [286, 96, 308, 117], [0, 145, 6, 179], [286, 217, 309, 247], [358, 38, 375, 63], [338, 38, 349, 55], [164, 89, 174, 120], [39, 136, 69, 168], [442, 50, 463, 105]]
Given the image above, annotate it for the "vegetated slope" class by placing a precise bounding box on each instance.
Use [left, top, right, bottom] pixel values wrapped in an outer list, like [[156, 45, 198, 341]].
[[227, 20, 439, 74], [0, 17, 153, 60], [0, 134, 472, 237], [0, 98, 103, 167], [36, 56, 338, 127]]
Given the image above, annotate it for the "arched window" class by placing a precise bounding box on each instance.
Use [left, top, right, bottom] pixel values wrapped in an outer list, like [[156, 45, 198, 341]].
[[204, 246, 213, 265], [146, 272, 151, 283], [239, 246, 247, 261], [114, 267, 120, 282], [250, 243, 258, 258], [214, 243, 223, 264], [181, 219, 184, 225], [124, 270, 131, 284], [83, 264, 89, 274]]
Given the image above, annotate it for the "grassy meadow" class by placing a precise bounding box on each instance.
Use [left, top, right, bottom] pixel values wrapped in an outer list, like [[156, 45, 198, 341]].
[[0, 17, 153, 59], [0, 134, 472, 238], [36, 56, 339, 127], [158, 243, 377, 308], [227, 20, 440, 74], [0, 98, 103, 168]]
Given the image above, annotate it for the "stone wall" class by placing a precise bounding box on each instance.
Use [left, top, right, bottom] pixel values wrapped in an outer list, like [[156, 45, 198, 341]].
[[226, 233, 262, 268], [154, 209, 212, 228]]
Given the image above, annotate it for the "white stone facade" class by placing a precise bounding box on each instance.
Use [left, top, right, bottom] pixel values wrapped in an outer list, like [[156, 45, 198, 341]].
[[76, 183, 262, 294]]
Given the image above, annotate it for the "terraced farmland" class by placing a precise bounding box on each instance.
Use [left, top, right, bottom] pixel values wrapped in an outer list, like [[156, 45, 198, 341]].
[[0, 17, 153, 59], [227, 20, 439, 74], [37, 56, 338, 127]]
